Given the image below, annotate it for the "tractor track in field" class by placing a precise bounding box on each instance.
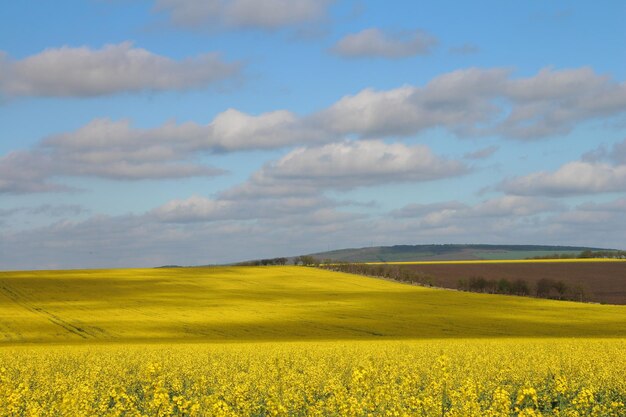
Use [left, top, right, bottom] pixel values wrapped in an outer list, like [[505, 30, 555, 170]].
[[0, 280, 96, 340]]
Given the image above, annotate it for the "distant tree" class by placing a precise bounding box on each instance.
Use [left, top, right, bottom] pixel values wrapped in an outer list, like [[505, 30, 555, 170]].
[[468, 276, 488, 292], [571, 285, 586, 302], [536, 278, 554, 298], [552, 281, 568, 300], [511, 279, 530, 296], [497, 279, 512, 294], [298, 256, 320, 266]]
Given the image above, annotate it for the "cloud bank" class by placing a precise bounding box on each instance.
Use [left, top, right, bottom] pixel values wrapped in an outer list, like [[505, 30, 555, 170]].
[[500, 138, 626, 196], [2, 67, 625, 194], [4, 195, 624, 270], [0, 42, 240, 98]]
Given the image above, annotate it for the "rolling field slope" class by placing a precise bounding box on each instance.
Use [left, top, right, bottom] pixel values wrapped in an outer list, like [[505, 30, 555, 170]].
[[1, 266, 626, 416], [1, 266, 624, 344]]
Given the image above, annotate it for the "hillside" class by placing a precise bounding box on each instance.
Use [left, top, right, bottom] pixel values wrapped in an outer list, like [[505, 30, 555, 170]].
[[0, 266, 624, 344], [307, 244, 610, 262]]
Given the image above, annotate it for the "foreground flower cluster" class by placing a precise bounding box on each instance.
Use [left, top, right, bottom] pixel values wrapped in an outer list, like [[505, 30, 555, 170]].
[[1, 339, 624, 417]]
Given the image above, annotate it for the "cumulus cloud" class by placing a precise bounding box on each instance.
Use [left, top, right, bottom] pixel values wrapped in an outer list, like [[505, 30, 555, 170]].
[[0, 204, 87, 231], [501, 162, 626, 196], [317, 67, 626, 140], [0, 42, 240, 98], [390, 197, 626, 249], [225, 140, 468, 198], [393, 196, 561, 220], [0, 151, 73, 194], [151, 194, 332, 223], [154, 0, 333, 30], [497, 67, 626, 138], [45, 109, 319, 153], [332, 28, 438, 58], [0, 108, 317, 193], [149, 139, 468, 224], [4, 66, 625, 193], [535, 198, 626, 245], [0, 138, 224, 194], [582, 137, 626, 165], [500, 139, 626, 196], [316, 70, 504, 138]]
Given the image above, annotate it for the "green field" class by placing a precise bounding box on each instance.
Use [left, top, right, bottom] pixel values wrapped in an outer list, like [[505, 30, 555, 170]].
[[1, 266, 624, 344]]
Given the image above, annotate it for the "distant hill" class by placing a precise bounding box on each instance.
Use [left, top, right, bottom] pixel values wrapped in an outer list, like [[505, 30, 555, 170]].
[[306, 244, 612, 263]]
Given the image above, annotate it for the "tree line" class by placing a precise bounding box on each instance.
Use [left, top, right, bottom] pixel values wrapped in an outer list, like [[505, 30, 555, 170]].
[[529, 250, 626, 259], [320, 262, 437, 286], [237, 257, 288, 266], [457, 276, 584, 301]]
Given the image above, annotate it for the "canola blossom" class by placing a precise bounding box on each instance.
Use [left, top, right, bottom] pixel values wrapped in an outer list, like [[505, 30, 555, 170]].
[[0, 266, 625, 416], [1, 266, 624, 343], [1, 339, 625, 417]]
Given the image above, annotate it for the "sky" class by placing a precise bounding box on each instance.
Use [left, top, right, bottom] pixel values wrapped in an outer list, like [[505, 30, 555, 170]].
[[1, 0, 625, 270]]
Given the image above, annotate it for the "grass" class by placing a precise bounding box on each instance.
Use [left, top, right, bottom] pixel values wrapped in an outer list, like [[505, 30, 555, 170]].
[[1, 266, 624, 344]]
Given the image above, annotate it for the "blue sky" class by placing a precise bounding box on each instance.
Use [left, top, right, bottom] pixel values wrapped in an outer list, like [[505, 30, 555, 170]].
[[1, 0, 625, 269]]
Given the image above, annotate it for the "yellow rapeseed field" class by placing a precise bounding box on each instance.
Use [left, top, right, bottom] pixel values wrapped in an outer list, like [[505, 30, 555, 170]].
[[1, 266, 625, 416], [1, 339, 624, 417]]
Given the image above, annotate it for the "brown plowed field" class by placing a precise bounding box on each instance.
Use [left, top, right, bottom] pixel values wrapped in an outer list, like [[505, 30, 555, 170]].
[[398, 262, 626, 304]]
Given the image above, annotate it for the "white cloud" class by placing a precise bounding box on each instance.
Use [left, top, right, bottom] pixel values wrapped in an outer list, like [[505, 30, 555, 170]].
[[151, 194, 331, 223], [316, 68, 508, 137], [0, 151, 72, 194], [150, 139, 468, 223], [332, 28, 438, 58], [317, 67, 626, 140], [501, 161, 626, 196], [0, 108, 316, 193], [0, 138, 224, 194], [4, 67, 625, 193], [154, 0, 333, 30], [0, 42, 240, 97], [541, 199, 626, 242], [392, 201, 468, 219], [499, 138, 626, 196], [393, 196, 561, 221], [497, 67, 626, 138], [226, 140, 468, 197], [473, 195, 563, 217], [45, 109, 317, 153]]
